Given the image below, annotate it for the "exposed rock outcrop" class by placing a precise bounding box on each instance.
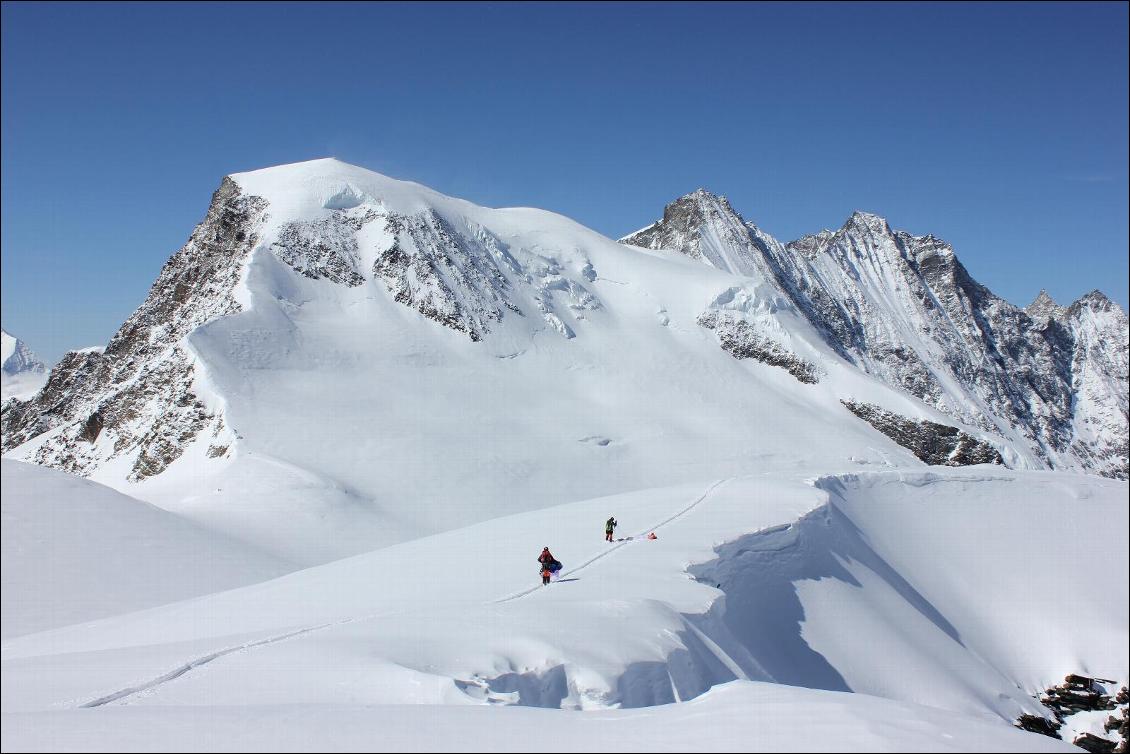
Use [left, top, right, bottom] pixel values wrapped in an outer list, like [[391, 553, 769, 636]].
[[842, 401, 1003, 467], [2, 178, 266, 477]]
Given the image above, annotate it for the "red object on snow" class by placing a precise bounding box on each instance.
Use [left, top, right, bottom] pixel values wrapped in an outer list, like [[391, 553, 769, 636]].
[[647, 532, 657, 540]]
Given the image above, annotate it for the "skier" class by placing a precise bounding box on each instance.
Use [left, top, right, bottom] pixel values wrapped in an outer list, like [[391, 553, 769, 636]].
[[605, 516, 618, 542], [538, 546, 560, 585]]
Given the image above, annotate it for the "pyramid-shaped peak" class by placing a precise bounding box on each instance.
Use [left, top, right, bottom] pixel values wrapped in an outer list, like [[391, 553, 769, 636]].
[[659, 188, 744, 226], [619, 188, 752, 254], [842, 210, 892, 235], [1025, 289, 1066, 321]]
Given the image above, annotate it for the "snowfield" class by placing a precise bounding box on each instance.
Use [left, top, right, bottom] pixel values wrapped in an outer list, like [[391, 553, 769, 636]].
[[0, 684, 1076, 753], [1, 460, 294, 639], [2, 159, 1127, 751], [2, 467, 1125, 751]]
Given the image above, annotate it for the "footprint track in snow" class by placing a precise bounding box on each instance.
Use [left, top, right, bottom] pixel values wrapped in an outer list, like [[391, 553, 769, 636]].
[[492, 478, 730, 604]]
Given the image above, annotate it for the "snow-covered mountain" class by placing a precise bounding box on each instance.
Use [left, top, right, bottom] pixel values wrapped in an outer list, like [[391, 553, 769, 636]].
[[1, 328, 47, 403], [623, 190, 1129, 480], [0, 159, 1126, 751], [1, 159, 1126, 565]]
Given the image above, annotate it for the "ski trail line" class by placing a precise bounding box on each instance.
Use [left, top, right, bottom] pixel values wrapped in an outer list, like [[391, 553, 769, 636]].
[[78, 620, 346, 708], [492, 477, 729, 604]]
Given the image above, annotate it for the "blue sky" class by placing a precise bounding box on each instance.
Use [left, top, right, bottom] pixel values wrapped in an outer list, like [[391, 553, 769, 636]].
[[2, 1, 1127, 362]]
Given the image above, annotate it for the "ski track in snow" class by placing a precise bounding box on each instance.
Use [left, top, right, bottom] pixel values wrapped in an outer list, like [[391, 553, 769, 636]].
[[79, 622, 339, 708], [493, 477, 729, 604], [75, 478, 732, 708]]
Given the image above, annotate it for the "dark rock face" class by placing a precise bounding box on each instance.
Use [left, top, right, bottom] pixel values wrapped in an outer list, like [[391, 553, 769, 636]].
[[1015, 713, 1062, 738], [624, 190, 744, 264], [2, 348, 105, 448], [842, 401, 1003, 467], [1104, 706, 1129, 753], [1, 178, 266, 478], [699, 311, 818, 384], [373, 210, 514, 342], [79, 411, 104, 443], [626, 192, 1128, 479], [1075, 733, 1118, 753], [271, 207, 378, 286]]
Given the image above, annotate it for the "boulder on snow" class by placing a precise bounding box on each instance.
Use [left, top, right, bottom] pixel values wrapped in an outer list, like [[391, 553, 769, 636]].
[[1014, 713, 1061, 738], [1074, 732, 1118, 753]]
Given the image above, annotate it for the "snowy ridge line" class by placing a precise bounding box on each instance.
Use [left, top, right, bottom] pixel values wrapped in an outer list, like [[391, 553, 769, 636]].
[[806, 467, 1016, 493], [492, 478, 729, 604], [77, 622, 339, 708]]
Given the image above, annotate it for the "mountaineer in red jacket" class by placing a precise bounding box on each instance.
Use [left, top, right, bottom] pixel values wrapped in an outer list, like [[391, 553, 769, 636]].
[[538, 547, 560, 585]]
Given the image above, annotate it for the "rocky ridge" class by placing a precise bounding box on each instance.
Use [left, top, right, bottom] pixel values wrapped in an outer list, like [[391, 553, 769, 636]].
[[623, 191, 1128, 479]]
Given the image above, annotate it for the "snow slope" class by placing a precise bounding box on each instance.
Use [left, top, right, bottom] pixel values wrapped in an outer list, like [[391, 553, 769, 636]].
[[0, 459, 294, 639], [2, 468, 1124, 751]]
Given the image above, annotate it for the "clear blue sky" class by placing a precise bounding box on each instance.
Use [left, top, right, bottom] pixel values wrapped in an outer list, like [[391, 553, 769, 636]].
[[3, 1, 1127, 362]]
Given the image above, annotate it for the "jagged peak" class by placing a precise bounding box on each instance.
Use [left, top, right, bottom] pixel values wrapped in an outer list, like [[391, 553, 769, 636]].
[[1076, 289, 1111, 305], [1029, 289, 1060, 309], [666, 188, 740, 217], [1068, 289, 1123, 315], [2, 328, 46, 375], [620, 188, 747, 247], [842, 210, 893, 236], [1025, 289, 1066, 322]]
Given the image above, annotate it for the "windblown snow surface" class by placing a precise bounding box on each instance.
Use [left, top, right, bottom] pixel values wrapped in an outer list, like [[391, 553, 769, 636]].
[[2, 160, 1127, 751]]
